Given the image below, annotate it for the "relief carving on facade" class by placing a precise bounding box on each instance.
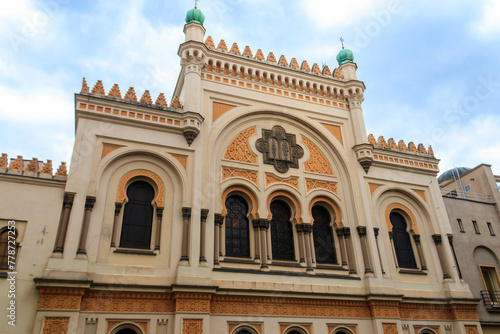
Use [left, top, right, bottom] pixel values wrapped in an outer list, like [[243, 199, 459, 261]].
[[224, 127, 257, 164], [306, 179, 338, 194], [116, 169, 165, 207], [256, 125, 304, 173], [80, 291, 175, 313], [301, 136, 334, 175], [265, 173, 299, 190], [382, 323, 398, 334], [175, 293, 212, 313], [385, 203, 419, 234], [42, 317, 69, 334], [213, 101, 236, 123], [464, 325, 479, 334], [222, 167, 258, 185], [182, 319, 203, 334], [38, 288, 86, 310]]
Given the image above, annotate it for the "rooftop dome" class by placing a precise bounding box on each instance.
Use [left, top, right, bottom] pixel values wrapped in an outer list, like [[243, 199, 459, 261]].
[[336, 48, 354, 66], [438, 167, 471, 183], [185, 6, 205, 25]]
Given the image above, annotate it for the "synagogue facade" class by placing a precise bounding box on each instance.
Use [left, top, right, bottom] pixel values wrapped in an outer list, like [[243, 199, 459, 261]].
[[0, 6, 484, 334]]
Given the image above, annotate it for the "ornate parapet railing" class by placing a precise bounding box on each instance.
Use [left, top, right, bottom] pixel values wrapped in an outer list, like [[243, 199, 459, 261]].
[[0, 153, 67, 181]]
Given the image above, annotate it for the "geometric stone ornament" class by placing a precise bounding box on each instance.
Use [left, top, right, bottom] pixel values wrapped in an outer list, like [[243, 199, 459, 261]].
[[256, 125, 304, 173]]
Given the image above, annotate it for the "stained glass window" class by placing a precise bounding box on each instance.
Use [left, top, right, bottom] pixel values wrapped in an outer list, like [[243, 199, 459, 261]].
[[120, 180, 155, 249], [225, 195, 250, 257], [390, 211, 417, 269], [270, 200, 295, 261], [312, 205, 336, 264]]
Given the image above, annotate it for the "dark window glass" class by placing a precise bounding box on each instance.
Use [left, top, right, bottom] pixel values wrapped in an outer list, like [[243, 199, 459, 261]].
[[0, 230, 12, 270], [288, 331, 303, 334], [312, 205, 336, 264], [116, 329, 138, 334], [120, 181, 155, 249], [390, 212, 417, 269], [270, 200, 295, 261], [225, 195, 250, 257], [236, 330, 253, 334]]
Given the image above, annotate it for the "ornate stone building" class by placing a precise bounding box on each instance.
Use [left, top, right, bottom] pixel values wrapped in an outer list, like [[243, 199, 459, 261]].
[[0, 5, 484, 334]]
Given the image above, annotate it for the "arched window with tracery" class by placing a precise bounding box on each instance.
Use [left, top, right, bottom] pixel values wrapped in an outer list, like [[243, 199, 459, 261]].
[[225, 195, 250, 257], [390, 211, 417, 269], [312, 205, 336, 264], [119, 180, 156, 249], [270, 200, 295, 261]]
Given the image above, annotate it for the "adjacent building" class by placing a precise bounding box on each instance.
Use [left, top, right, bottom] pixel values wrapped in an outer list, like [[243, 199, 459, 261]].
[[439, 165, 500, 334]]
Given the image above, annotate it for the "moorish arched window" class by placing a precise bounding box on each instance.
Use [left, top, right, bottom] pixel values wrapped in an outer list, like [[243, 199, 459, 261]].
[[390, 211, 417, 269], [225, 195, 250, 257], [119, 180, 155, 249], [116, 329, 139, 334], [312, 205, 336, 264], [270, 200, 295, 261]]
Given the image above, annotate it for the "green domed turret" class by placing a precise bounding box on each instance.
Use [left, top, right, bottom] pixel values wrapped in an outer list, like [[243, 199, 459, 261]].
[[185, 6, 205, 25], [336, 48, 354, 66]]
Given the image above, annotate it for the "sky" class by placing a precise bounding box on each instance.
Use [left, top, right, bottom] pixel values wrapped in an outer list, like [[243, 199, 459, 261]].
[[0, 0, 499, 177]]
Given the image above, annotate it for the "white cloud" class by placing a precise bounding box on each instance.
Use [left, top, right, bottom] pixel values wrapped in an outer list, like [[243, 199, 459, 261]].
[[0, 86, 72, 123], [473, 0, 500, 36], [300, 0, 392, 28]]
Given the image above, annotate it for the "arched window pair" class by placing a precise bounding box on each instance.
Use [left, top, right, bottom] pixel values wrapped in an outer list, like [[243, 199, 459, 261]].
[[224, 195, 337, 265]]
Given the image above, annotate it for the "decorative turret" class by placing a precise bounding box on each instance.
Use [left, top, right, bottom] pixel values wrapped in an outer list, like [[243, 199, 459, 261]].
[[337, 38, 357, 80], [184, 2, 206, 42]]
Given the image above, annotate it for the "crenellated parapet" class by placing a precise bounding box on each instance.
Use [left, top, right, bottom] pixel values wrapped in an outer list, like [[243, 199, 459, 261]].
[[200, 36, 362, 110], [368, 134, 434, 157], [81, 78, 183, 110], [0, 154, 67, 181], [367, 134, 439, 173]]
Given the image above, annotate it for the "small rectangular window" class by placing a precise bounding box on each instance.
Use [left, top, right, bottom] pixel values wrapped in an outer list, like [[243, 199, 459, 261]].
[[473, 221, 480, 234], [487, 222, 495, 236], [457, 219, 465, 232]]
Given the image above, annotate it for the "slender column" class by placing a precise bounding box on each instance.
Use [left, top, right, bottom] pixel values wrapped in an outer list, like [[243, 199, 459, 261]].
[[343, 227, 356, 275], [77, 196, 96, 255], [309, 232, 316, 265], [302, 224, 314, 273], [336, 228, 348, 267], [155, 207, 164, 251], [389, 231, 399, 269], [199, 209, 209, 263], [433, 234, 452, 280], [252, 219, 260, 261], [448, 234, 462, 279], [214, 214, 223, 265], [180, 207, 191, 262], [110, 203, 122, 247], [356, 226, 373, 274], [412, 234, 426, 270], [259, 219, 269, 269], [295, 224, 305, 265], [53, 193, 75, 253], [374, 228, 385, 274]]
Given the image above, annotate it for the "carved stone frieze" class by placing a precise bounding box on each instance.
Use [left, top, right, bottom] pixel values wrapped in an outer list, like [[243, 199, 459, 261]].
[[301, 136, 333, 175], [224, 127, 257, 164]]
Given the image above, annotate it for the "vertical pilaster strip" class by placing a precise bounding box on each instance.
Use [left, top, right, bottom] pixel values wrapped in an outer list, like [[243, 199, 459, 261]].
[[374, 228, 385, 274], [356, 226, 373, 274], [336, 228, 348, 267], [180, 207, 192, 262], [309, 232, 316, 265], [412, 234, 426, 270], [433, 234, 452, 279], [77, 196, 96, 255], [53, 193, 75, 253], [302, 224, 314, 273], [296, 224, 305, 265], [343, 227, 356, 275], [214, 214, 223, 265], [199, 209, 209, 262], [155, 207, 164, 251], [110, 202, 122, 247], [252, 219, 261, 261], [448, 234, 462, 279], [259, 219, 269, 269]]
